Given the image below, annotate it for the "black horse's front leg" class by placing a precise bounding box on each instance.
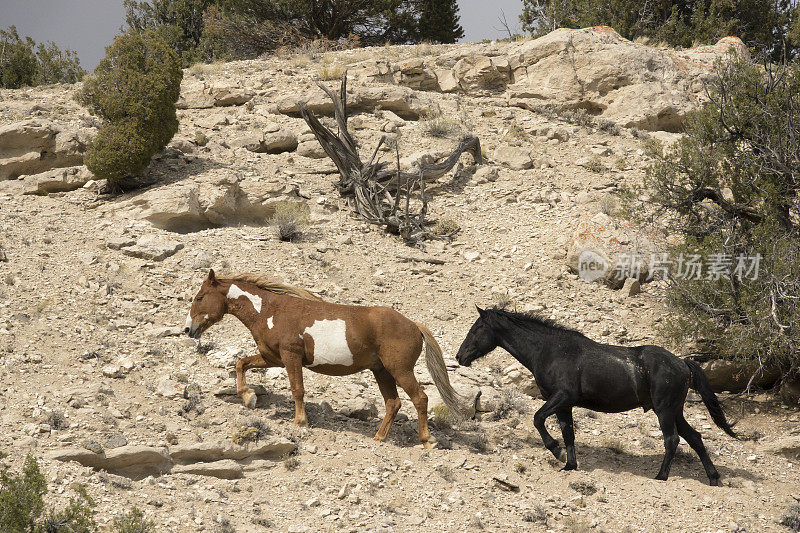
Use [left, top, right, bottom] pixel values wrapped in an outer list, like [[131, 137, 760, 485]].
[[533, 392, 570, 463], [556, 407, 578, 470]]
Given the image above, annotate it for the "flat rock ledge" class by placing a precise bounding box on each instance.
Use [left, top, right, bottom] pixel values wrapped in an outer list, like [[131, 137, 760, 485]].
[[46, 437, 296, 480]]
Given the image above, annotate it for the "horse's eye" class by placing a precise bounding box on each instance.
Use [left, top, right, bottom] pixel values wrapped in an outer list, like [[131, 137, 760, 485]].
[[195, 296, 203, 302]]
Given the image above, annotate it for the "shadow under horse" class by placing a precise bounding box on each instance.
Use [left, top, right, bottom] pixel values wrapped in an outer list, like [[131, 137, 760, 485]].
[[455, 306, 738, 485]]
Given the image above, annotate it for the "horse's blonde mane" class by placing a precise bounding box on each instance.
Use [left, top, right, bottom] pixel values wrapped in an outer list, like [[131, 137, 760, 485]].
[[225, 273, 322, 301]]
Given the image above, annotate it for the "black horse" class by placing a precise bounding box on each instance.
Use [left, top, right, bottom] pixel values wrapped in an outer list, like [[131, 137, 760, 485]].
[[455, 306, 737, 485]]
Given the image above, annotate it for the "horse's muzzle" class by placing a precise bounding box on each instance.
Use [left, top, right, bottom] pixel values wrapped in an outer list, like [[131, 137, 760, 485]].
[[185, 326, 202, 339]]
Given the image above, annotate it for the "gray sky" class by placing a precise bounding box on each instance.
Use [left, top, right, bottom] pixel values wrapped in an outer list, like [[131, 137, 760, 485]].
[[0, 0, 525, 70]]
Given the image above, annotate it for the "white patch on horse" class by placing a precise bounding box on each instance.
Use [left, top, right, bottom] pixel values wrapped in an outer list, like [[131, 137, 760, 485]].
[[267, 316, 274, 329], [185, 311, 192, 329], [304, 319, 353, 367], [227, 284, 262, 313]]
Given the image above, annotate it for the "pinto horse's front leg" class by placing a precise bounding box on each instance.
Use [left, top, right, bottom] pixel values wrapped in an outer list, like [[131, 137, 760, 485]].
[[236, 353, 268, 409]]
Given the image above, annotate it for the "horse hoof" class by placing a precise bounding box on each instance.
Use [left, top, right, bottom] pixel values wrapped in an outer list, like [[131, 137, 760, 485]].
[[242, 391, 257, 409], [654, 474, 668, 481], [561, 464, 577, 471], [709, 478, 720, 487], [422, 441, 433, 450], [294, 418, 308, 427]]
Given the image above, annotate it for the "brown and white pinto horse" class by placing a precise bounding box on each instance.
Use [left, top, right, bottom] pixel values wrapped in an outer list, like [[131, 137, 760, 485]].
[[185, 270, 476, 448]]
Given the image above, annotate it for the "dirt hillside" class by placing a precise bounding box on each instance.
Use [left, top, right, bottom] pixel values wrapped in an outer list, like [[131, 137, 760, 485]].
[[1, 28, 798, 532]]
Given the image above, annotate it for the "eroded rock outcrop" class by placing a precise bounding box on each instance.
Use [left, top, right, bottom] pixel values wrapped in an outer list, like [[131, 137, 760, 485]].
[[357, 27, 748, 132], [0, 120, 88, 180], [108, 173, 302, 233]]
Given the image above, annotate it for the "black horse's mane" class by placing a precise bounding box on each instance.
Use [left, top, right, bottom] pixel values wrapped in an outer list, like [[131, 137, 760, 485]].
[[487, 306, 587, 338]]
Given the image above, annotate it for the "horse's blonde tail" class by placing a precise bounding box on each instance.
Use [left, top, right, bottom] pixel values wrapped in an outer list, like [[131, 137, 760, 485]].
[[416, 322, 478, 420]]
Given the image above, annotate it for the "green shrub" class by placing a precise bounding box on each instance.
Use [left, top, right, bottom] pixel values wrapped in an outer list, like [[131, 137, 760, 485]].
[[781, 504, 800, 531], [113, 507, 155, 533], [584, 157, 606, 174], [430, 218, 460, 237], [521, 0, 799, 61], [0, 455, 46, 532], [432, 404, 456, 429], [76, 30, 182, 187], [637, 55, 800, 379], [0, 26, 83, 88], [270, 201, 310, 242], [124, 0, 212, 66], [0, 455, 96, 533], [419, 110, 461, 138]]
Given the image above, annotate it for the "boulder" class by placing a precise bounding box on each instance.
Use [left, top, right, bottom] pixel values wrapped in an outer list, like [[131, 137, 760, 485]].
[[492, 146, 533, 170], [177, 81, 254, 109], [172, 459, 243, 479], [278, 85, 435, 120], [296, 140, 327, 159], [170, 438, 296, 463], [176, 80, 215, 109], [505, 28, 748, 131], [107, 173, 302, 233], [699, 359, 781, 393], [229, 132, 264, 152], [121, 235, 184, 261], [46, 445, 172, 479], [393, 58, 440, 91], [0, 120, 87, 180], [22, 166, 94, 195], [229, 130, 297, 154], [471, 166, 499, 184], [262, 129, 298, 153], [339, 398, 378, 421], [565, 212, 657, 288], [452, 55, 510, 94], [210, 85, 254, 107]]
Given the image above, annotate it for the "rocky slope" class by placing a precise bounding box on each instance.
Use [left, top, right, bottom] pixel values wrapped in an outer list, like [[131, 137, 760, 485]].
[[0, 27, 798, 532]]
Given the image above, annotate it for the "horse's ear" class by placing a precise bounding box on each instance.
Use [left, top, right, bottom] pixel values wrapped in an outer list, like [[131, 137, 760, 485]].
[[476, 305, 486, 317], [208, 269, 217, 284]]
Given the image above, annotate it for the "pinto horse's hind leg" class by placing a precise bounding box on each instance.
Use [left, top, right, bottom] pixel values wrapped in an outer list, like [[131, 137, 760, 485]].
[[676, 413, 720, 486], [556, 407, 578, 470], [372, 368, 401, 441], [533, 392, 570, 463], [236, 354, 269, 409], [393, 370, 432, 449]]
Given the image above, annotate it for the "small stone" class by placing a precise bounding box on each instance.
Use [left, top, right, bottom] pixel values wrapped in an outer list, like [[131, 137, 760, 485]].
[[621, 278, 641, 297], [156, 377, 185, 399], [463, 251, 480, 262], [472, 166, 499, 184], [121, 235, 184, 262], [83, 439, 104, 454], [104, 433, 128, 449], [339, 398, 378, 421]]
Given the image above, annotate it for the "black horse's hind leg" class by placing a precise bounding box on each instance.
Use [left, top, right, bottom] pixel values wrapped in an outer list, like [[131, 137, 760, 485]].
[[654, 407, 680, 481], [556, 407, 578, 470], [676, 413, 720, 486], [533, 392, 570, 462]]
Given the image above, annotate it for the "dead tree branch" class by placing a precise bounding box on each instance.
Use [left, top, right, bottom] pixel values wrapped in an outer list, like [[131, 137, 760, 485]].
[[298, 72, 482, 241]]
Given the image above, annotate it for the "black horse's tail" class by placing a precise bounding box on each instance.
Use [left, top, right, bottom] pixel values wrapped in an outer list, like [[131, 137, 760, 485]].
[[685, 359, 738, 439]]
